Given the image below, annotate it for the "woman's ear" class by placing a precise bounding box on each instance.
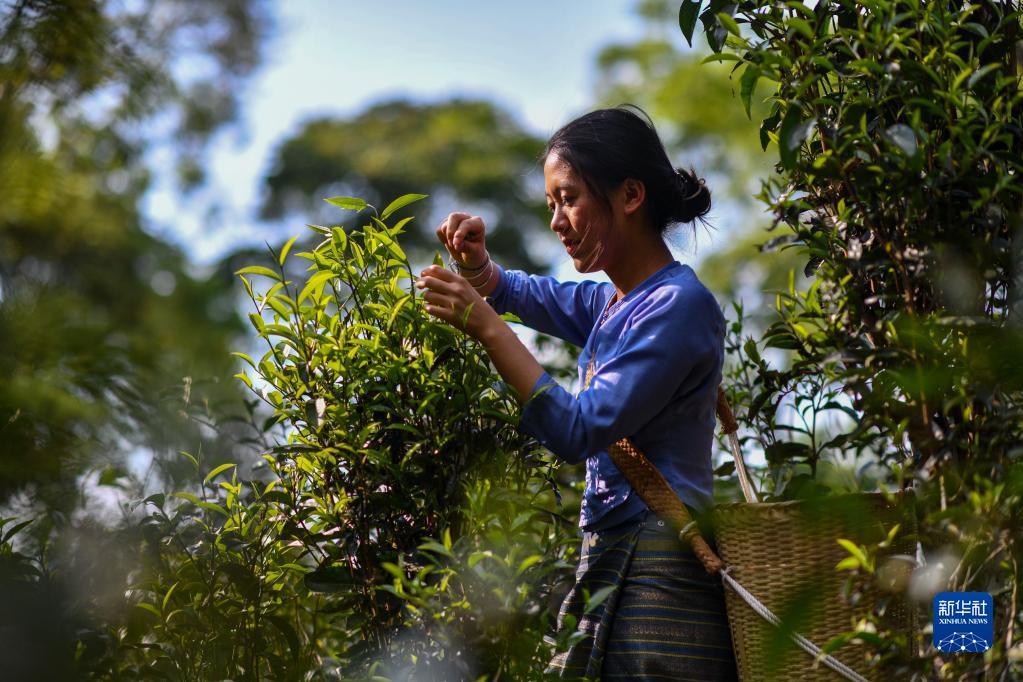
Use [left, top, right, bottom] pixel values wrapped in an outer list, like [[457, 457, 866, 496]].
[[620, 178, 645, 216]]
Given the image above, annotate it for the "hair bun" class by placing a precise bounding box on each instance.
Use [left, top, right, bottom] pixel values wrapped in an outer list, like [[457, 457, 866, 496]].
[[672, 167, 711, 224]]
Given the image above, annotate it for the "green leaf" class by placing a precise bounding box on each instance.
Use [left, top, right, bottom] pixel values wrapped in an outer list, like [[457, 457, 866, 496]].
[[248, 312, 266, 333], [329, 226, 347, 254], [516, 554, 542, 577], [172, 491, 201, 506], [385, 422, 422, 437], [2, 519, 31, 543], [179, 450, 200, 470], [97, 465, 125, 487], [267, 615, 302, 661], [500, 312, 523, 324], [739, 65, 760, 119], [835, 556, 861, 571], [716, 11, 741, 37], [468, 551, 493, 568], [678, 0, 701, 48], [391, 215, 414, 235], [298, 270, 335, 305], [234, 265, 282, 280], [304, 565, 357, 593], [267, 296, 293, 320], [143, 493, 165, 510], [231, 351, 256, 368], [238, 274, 254, 300], [204, 462, 237, 484], [419, 540, 454, 558], [700, 1, 737, 48], [701, 52, 741, 64], [967, 63, 1000, 89], [787, 17, 814, 40], [373, 224, 408, 263], [714, 461, 736, 476], [324, 196, 368, 211], [759, 109, 781, 152], [381, 193, 428, 221], [162, 581, 179, 613], [779, 106, 816, 169], [197, 500, 230, 517], [836, 538, 870, 570], [584, 585, 616, 614], [278, 234, 299, 266], [135, 603, 162, 620]]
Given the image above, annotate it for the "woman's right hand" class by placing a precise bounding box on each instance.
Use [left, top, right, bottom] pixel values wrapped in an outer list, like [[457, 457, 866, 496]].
[[436, 212, 488, 269]]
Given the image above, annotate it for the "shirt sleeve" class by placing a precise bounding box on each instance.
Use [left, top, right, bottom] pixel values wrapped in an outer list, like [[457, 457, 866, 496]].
[[486, 263, 611, 348], [517, 283, 724, 464]]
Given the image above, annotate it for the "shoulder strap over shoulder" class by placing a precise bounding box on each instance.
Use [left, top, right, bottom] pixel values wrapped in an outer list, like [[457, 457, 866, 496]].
[[584, 356, 724, 575]]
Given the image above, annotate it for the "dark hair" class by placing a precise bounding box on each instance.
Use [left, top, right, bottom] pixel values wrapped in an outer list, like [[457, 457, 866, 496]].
[[543, 105, 711, 235]]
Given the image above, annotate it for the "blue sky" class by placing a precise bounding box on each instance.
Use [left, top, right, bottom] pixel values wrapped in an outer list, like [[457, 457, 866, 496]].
[[146, 0, 645, 268]]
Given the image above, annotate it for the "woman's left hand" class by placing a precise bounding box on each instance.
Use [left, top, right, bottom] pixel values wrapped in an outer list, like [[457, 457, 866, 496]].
[[415, 265, 499, 340]]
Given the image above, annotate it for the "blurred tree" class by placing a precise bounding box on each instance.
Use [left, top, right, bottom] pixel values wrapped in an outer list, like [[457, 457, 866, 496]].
[[0, 0, 271, 515], [592, 0, 804, 331], [260, 98, 551, 272], [594, 0, 772, 207]]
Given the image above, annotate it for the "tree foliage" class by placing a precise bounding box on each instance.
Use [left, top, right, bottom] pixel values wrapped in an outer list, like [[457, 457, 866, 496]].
[[684, 0, 1023, 677], [2, 200, 578, 680], [591, 0, 802, 332], [260, 99, 551, 272], [0, 0, 271, 511], [594, 1, 774, 205], [231, 200, 575, 676]]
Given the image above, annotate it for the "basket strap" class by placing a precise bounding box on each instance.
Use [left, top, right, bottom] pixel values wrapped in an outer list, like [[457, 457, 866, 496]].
[[716, 386, 760, 504], [719, 568, 870, 682], [584, 357, 724, 574], [584, 358, 869, 682], [606, 437, 725, 574]]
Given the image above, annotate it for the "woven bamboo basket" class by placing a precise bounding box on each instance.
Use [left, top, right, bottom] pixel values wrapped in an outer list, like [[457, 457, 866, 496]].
[[598, 366, 919, 680], [712, 492, 918, 680]]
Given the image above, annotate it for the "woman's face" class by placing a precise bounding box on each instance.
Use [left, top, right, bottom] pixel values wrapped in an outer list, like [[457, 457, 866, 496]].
[[543, 152, 621, 274]]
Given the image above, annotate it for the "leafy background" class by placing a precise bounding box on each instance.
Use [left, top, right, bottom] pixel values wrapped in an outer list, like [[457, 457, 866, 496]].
[[2, 0, 1020, 679]]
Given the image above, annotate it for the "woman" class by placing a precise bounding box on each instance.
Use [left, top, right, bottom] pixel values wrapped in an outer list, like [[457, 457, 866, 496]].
[[414, 106, 737, 680]]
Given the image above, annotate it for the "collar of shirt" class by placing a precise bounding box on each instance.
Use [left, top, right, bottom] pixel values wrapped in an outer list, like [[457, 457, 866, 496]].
[[597, 260, 689, 328], [584, 260, 691, 376]]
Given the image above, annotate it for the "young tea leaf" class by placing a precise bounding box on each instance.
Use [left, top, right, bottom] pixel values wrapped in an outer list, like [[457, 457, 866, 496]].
[[716, 11, 741, 37], [235, 265, 283, 281], [325, 196, 368, 211], [381, 193, 428, 221], [279, 234, 299, 266], [204, 462, 237, 484], [739, 65, 760, 119]]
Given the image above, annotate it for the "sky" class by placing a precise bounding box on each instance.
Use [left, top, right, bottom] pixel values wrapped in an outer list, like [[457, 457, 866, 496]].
[[145, 0, 647, 278]]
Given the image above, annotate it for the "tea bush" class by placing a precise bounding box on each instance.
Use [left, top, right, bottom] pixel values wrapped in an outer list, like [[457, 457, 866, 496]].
[[0, 195, 579, 680], [217, 195, 575, 678], [685, 0, 1023, 677]]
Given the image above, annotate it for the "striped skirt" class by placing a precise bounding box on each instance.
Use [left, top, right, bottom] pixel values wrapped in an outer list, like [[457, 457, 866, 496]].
[[546, 511, 738, 681]]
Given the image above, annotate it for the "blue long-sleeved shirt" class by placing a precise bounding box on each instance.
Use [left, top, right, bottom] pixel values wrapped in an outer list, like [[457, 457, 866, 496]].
[[486, 259, 725, 530]]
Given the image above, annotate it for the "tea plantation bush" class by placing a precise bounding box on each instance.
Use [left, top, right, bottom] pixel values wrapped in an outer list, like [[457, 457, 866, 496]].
[[3, 197, 580, 680], [685, 0, 1023, 677]]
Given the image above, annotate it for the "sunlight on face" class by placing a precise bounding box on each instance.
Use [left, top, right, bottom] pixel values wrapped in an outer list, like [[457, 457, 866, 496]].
[[543, 153, 614, 274]]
